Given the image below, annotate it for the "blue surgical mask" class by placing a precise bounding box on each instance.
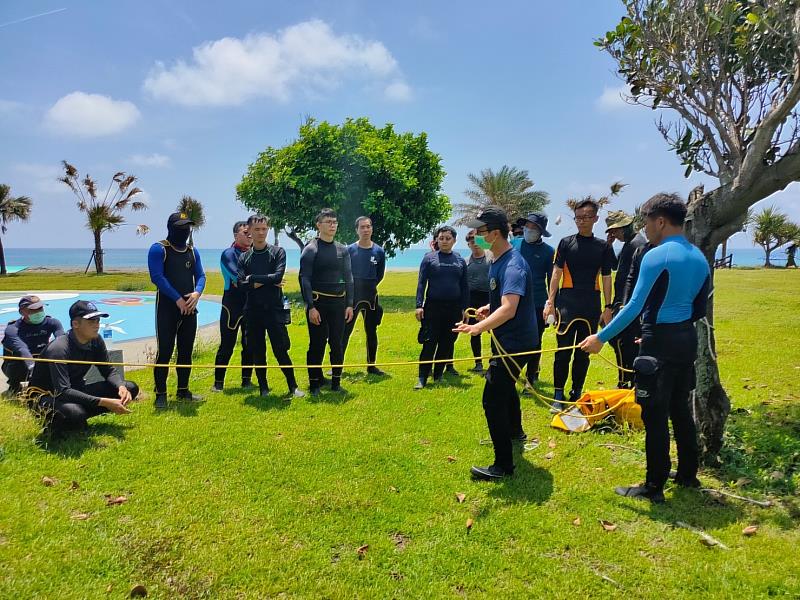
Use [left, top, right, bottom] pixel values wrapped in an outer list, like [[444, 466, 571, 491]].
[[27, 311, 46, 325], [524, 228, 541, 243]]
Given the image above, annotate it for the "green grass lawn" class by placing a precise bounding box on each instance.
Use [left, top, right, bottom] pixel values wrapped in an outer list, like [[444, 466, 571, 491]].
[[1, 269, 798, 598]]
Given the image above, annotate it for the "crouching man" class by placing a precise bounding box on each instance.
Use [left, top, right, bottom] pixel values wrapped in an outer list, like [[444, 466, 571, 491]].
[[27, 300, 139, 437]]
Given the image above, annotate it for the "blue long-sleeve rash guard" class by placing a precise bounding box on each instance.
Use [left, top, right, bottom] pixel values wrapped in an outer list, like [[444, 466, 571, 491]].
[[598, 235, 710, 343], [220, 246, 242, 291], [147, 244, 206, 302]]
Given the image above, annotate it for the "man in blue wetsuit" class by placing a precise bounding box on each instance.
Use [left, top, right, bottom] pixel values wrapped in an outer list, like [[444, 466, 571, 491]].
[[581, 193, 710, 503], [212, 221, 253, 391], [342, 216, 387, 376], [2, 295, 65, 397], [148, 212, 206, 409]]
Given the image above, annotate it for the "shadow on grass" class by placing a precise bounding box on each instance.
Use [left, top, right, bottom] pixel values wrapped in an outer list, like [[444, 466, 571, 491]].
[[40, 420, 131, 458], [483, 457, 554, 508], [151, 401, 202, 417], [243, 391, 291, 411], [306, 388, 355, 405]]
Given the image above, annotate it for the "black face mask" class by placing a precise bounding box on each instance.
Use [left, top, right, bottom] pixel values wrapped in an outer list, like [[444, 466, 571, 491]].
[[167, 225, 191, 247]]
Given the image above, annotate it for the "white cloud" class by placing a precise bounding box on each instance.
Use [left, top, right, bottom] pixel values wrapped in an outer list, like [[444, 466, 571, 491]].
[[44, 92, 140, 137], [12, 163, 67, 194], [384, 80, 412, 102], [0, 99, 25, 115], [596, 85, 632, 112], [143, 19, 410, 106], [127, 153, 171, 168]]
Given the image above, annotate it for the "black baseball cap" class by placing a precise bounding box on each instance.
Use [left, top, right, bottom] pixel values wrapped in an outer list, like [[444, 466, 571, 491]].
[[463, 206, 509, 231], [19, 295, 44, 310], [522, 212, 552, 237], [69, 300, 109, 321], [168, 211, 194, 228]]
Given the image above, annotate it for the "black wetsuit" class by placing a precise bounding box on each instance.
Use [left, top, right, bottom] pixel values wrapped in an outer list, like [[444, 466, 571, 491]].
[[415, 251, 469, 381], [553, 233, 616, 396], [466, 254, 490, 365], [2, 316, 64, 393], [213, 245, 253, 386], [27, 331, 139, 434], [299, 238, 353, 390], [238, 244, 298, 392], [609, 232, 648, 388], [148, 239, 206, 395], [342, 242, 386, 367]]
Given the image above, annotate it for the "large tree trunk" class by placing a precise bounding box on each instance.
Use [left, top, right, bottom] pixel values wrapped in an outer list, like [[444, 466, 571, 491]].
[[0, 234, 6, 275], [93, 229, 104, 274], [273, 227, 280, 247], [764, 247, 772, 267]]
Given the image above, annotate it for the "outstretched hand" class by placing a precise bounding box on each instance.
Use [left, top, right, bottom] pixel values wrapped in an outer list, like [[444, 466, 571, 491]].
[[579, 334, 603, 354]]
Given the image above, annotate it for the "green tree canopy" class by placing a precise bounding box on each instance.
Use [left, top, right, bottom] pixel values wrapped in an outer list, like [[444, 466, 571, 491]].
[[237, 117, 450, 255], [750, 206, 800, 267], [453, 166, 549, 226]]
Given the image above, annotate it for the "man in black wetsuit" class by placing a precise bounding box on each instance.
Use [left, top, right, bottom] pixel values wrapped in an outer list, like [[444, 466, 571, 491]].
[[238, 214, 305, 399], [299, 208, 354, 396], [212, 221, 253, 391], [605, 210, 648, 388], [543, 199, 616, 411], [2, 295, 65, 397], [342, 216, 387, 376], [147, 212, 206, 409], [27, 300, 139, 438]]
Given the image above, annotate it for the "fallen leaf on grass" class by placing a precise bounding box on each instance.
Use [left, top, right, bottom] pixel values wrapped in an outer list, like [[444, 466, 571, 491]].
[[742, 525, 758, 536], [70, 481, 80, 490], [105, 495, 128, 506], [446, 455, 457, 463], [466, 518, 474, 531], [391, 533, 409, 550], [455, 493, 466, 503], [572, 517, 582, 526], [548, 439, 557, 449], [71, 512, 92, 521], [388, 486, 399, 493], [599, 520, 617, 532], [106, 584, 113, 593], [356, 544, 369, 558], [129, 584, 147, 597], [41, 476, 57, 487], [419, 439, 431, 446], [544, 452, 554, 460]]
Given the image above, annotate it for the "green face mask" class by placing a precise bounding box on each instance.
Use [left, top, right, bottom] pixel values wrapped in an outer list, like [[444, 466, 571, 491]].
[[474, 235, 492, 250], [27, 311, 46, 325]]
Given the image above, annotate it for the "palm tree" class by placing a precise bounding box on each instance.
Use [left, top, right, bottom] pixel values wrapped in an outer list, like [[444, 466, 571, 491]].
[[0, 184, 32, 275], [59, 161, 149, 274], [176, 195, 205, 246], [565, 181, 627, 212], [454, 166, 549, 226], [750, 206, 800, 267]]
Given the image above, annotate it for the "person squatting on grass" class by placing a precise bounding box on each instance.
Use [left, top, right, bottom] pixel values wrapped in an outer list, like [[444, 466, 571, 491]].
[[454, 206, 537, 480], [414, 225, 469, 389], [342, 216, 388, 376], [27, 300, 139, 438], [212, 221, 254, 391], [238, 215, 305, 399], [299, 208, 354, 396], [604, 210, 648, 388], [1, 295, 64, 397], [148, 211, 206, 409], [464, 229, 491, 373], [581, 193, 711, 504], [543, 199, 616, 412]]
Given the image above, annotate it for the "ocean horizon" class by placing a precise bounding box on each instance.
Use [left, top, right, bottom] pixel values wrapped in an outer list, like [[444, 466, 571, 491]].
[[0, 245, 788, 271]]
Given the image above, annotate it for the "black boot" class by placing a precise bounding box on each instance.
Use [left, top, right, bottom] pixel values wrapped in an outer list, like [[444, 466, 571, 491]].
[[154, 393, 168, 410], [176, 390, 204, 402]]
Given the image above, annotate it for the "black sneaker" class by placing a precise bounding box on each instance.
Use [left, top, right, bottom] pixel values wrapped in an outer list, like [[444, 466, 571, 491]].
[[445, 365, 459, 376], [674, 476, 702, 488], [469, 363, 484, 373], [614, 483, 665, 504], [176, 390, 204, 402], [259, 385, 270, 397], [330, 382, 345, 393], [512, 432, 528, 443], [154, 393, 168, 410], [367, 366, 386, 376], [211, 382, 224, 392], [471, 464, 513, 481], [309, 387, 320, 397], [414, 378, 426, 390], [241, 379, 255, 389]]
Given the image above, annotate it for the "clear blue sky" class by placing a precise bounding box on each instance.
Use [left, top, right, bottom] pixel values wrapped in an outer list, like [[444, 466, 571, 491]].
[[1, 0, 797, 249]]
